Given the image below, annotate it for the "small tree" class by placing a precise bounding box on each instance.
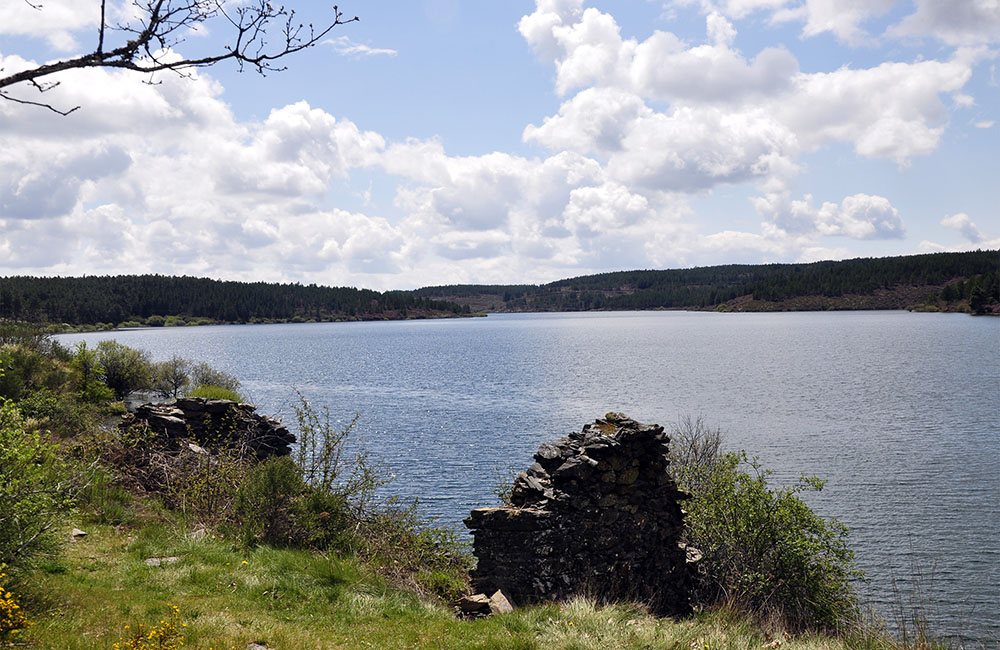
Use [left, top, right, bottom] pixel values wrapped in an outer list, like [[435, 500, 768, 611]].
[[70, 342, 114, 403], [153, 355, 190, 399], [96, 340, 152, 400], [189, 362, 240, 394]]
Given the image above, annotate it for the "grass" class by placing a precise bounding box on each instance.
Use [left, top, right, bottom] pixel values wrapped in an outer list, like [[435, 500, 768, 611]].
[[12, 507, 918, 650]]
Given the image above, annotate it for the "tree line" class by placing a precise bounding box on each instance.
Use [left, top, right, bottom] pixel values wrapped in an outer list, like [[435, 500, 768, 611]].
[[415, 251, 999, 313], [0, 275, 470, 326]]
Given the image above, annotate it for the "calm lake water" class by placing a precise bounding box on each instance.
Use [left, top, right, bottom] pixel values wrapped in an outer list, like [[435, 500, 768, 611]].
[[59, 311, 999, 644]]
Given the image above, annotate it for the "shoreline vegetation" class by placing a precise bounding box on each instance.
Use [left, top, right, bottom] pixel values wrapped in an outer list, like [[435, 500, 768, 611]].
[[0, 251, 997, 335], [0, 296, 992, 646]]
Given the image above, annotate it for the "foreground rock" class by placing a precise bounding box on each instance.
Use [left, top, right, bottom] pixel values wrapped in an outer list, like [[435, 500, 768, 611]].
[[457, 590, 514, 618], [465, 413, 695, 615], [120, 397, 295, 458]]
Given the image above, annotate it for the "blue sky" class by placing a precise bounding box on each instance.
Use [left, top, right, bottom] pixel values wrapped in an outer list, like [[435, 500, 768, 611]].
[[1, 1, 997, 289]]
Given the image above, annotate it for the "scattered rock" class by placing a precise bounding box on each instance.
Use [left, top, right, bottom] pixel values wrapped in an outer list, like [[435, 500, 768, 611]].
[[488, 589, 514, 615], [144, 556, 180, 567], [458, 590, 514, 618], [187, 442, 209, 455], [458, 593, 490, 615], [187, 528, 209, 541], [70, 528, 87, 538], [247, 643, 272, 650], [465, 414, 695, 616]]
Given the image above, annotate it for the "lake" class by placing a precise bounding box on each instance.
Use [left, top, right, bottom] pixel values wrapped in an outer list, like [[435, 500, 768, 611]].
[[59, 310, 999, 644]]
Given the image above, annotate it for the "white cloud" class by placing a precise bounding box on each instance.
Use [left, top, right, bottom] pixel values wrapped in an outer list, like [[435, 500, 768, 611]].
[[974, 120, 995, 128], [630, 33, 799, 104], [941, 213, 986, 243], [706, 11, 738, 46], [754, 192, 905, 239], [675, 0, 792, 21], [324, 36, 397, 57], [889, 0, 1000, 46], [777, 56, 973, 164], [775, 0, 897, 46], [609, 106, 799, 191], [0, 0, 96, 50], [683, 0, 1000, 46]]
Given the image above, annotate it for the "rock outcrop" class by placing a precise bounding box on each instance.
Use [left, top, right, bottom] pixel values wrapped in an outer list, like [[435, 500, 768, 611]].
[[120, 397, 295, 458], [465, 412, 694, 615]]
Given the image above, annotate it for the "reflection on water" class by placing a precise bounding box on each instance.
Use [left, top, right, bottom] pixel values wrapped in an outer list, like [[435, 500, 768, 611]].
[[60, 311, 1000, 644]]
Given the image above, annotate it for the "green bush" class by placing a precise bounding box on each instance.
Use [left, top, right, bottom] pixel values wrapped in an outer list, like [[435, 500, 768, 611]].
[[0, 399, 83, 570], [96, 340, 152, 400], [187, 384, 243, 402], [230, 396, 470, 600], [232, 456, 351, 551], [70, 342, 114, 404], [0, 343, 69, 401], [0, 321, 51, 350], [15, 388, 95, 438], [190, 363, 241, 393], [670, 418, 861, 632], [153, 355, 191, 399]]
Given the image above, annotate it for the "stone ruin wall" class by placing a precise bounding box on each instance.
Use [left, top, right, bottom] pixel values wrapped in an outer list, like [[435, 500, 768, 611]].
[[465, 412, 695, 615], [120, 397, 296, 458]]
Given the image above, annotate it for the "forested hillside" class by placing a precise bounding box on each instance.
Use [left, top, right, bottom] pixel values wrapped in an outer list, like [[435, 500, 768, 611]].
[[1, 252, 995, 327], [0, 275, 470, 327], [415, 251, 999, 314]]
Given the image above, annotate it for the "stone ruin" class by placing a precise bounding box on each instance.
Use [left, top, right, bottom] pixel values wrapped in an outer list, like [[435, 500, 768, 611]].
[[465, 412, 696, 615], [120, 397, 296, 458]]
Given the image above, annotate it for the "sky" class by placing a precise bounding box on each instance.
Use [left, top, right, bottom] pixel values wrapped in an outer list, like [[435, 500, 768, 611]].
[[0, 0, 997, 290]]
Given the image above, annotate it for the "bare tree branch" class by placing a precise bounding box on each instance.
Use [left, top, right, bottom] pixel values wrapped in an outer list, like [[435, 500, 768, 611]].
[[0, 1, 358, 114]]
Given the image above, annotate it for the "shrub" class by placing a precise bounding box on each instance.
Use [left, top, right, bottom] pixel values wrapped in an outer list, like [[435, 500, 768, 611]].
[[15, 388, 94, 438], [231, 398, 377, 550], [354, 499, 472, 601], [0, 571, 32, 643], [153, 355, 191, 399], [0, 343, 69, 401], [187, 384, 244, 402], [190, 362, 241, 394], [0, 321, 51, 350], [0, 399, 83, 570], [232, 456, 351, 550], [670, 418, 861, 632], [96, 340, 152, 400], [70, 342, 115, 404], [230, 395, 471, 599]]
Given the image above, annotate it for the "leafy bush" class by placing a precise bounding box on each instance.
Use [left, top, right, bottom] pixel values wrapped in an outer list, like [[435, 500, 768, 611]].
[[190, 362, 241, 394], [96, 340, 152, 400], [153, 355, 191, 399], [231, 398, 378, 550], [187, 384, 244, 402], [70, 342, 114, 404], [0, 343, 69, 401], [0, 399, 83, 570], [0, 321, 52, 350], [670, 418, 861, 632], [15, 388, 94, 438], [232, 456, 351, 551], [231, 396, 470, 599]]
